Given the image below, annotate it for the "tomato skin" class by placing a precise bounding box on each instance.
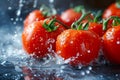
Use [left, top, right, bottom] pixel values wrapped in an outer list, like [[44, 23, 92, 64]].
[[50, 15, 63, 22], [61, 8, 81, 27], [24, 10, 45, 28], [103, 26, 120, 64], [22, 20, 66, 58], [56, 29, 101, 66], [88, 22, 105, 37], [103, 3, 120, 18]]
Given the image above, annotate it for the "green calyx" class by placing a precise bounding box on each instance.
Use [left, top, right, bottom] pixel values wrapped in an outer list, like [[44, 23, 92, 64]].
[[103, 16, 120, 30], [71, 10, 91, 30], [74, 5, 85, 13], [43, 18, 58, 32], [93, 11, 102, 23], [43, 18, 69, 32]]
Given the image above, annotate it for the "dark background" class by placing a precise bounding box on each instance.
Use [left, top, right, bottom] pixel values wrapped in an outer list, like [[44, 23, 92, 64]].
[[1, 0, 120, 80]]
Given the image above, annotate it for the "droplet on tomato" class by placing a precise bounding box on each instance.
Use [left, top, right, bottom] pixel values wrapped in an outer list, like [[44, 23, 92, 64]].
[[116, 41, 120, 44]]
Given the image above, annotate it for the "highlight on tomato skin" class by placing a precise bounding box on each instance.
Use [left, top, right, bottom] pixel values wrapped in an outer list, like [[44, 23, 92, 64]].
[[61, 8, 82, 27], [102, 26, 120, 64], [56, 29, 101, 66], [103, 3, 120, 19], [88, 22, 105, 37], [22, 19, 66, 59], [24, 10, 45, 28]]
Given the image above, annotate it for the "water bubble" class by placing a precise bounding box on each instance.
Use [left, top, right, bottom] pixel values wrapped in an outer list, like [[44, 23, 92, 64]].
[[80, 71, 85, 76], [88, 66, 92, 70], [16, 0, 23, 17], [33, 0, 38, 8], [87, 50, 91, 53], [115, 74, 119, 77], [13, 21, 17, 25], [49, 0, 54, 3], [8, 7, 12, 10], [5, 74, 8, 77], [11, 18, 14, 21], [15, 18, 19, 22], [16, 10, 21, 17], [70, 41, 73, 44], [116, 41, 120, 44], [85, 70, 90, 74], [1, 61, 7, 66]]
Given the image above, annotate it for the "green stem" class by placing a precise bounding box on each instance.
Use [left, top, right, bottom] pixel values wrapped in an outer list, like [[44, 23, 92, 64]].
[[71, 10, 91, 30], [74, 5, 84, 12], [93, 11, 102, 23], [103, 16, 120, 30], [43, 18, 57, 32], [43, 18, 69, 32], [55, 19, 69, 29]]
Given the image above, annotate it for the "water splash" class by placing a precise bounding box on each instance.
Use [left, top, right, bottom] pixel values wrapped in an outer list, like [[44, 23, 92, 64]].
[[1, 0, 119, 80], [16, 0, 23, 17]]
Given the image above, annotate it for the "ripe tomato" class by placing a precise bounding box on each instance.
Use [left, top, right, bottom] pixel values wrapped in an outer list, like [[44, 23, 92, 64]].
[[103, 26, 120, 64], [61, 8, 82, 27], [88, 22, 105, 37], [56, 29, 101, 66], [24, 10, 45, 28], [22, 19, 66, 58], [103, 3, 120, 18], [49, 14, 63, 22]]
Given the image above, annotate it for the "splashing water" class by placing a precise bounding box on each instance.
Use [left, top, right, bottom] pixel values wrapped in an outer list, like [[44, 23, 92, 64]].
[[0, 0, 119, 80]]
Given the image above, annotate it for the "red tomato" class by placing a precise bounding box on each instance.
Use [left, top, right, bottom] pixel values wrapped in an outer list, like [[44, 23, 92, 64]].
[[103, 26, 120, 64], [22, 19, 66, 58], [61, 8, 82, 27], [103, 3, 120, 18], [24, 10, 45, 28], [49, 14, 63, 22], [56, 29, 101, 66], [88, 22, 105, 37]]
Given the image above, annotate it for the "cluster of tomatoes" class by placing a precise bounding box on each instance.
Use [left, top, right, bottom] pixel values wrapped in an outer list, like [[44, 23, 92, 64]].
[[22, 2, 120, 67]]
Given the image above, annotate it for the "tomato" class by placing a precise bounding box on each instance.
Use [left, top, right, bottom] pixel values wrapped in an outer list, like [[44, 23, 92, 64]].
[[24, 10, 45, 28], [22, 19, 66, 58], [103, 26, 120, 64], [49, 15, 63, 22], [61, 8, 82, 27], [88, 22, 105, 37], [103, 3, 120, 18], [56, 29, 101, 66]]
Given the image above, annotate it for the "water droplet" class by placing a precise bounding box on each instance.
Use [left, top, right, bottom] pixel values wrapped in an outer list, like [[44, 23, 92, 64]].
[[116, 41, 120, 44], [70, 41, 73, 44], [13, 21, 17, 25], [15, 18, 19, 21], [85, 70, 90, 74], [87, 50, 91, 53], [11, 18, 14, 21], [49, 0, 54, 3], [80, 71, 85, 76], [1, 61, 6, 66], [115, 74, 119, 77], [8, 7, 12, 10], [33, 0, 38, 8], [88, 66, 92, 70]]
